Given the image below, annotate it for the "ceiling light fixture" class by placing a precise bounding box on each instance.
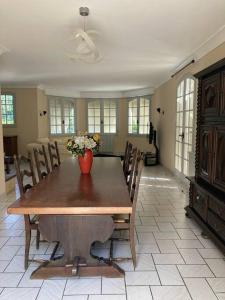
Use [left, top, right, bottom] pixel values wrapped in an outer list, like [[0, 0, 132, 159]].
[[69, 7, 102, 64]]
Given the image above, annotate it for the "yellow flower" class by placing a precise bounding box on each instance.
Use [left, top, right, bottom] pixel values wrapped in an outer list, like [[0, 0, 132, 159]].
[[93, 133, 100, 142]]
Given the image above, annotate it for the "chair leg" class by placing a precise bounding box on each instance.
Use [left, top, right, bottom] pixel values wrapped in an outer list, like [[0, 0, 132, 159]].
[[25, 229, 31, 270], [36, 229, 40, 250], [129, 226, 136, 269]]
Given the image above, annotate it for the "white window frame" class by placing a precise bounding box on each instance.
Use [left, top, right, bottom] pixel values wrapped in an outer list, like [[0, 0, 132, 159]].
[[87, 99, 118, 135], [174, 75, 196, 177], [127, 96, 151, 135], [48, 96, 76, 136], [1, 93, 16, 127]]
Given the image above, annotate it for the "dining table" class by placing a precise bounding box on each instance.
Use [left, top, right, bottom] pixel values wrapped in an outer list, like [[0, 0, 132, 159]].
[[7, 156, 132, 279]]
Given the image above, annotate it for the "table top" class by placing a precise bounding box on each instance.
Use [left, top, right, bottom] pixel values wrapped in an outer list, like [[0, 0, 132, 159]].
[[8, 157, 132, 215]]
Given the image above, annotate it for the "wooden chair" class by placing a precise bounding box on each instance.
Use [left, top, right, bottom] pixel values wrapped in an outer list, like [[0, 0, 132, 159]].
[[48, 141, 60, 170], [109, 150, 144, 268], [122, 141, 129, 171], [14, 153, 40, 269], [123, 142, 133, 182], [33, 145, 50, 181]]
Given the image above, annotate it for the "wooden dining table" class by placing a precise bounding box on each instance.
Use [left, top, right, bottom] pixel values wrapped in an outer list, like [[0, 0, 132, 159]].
[[7, 157, 132, 279]]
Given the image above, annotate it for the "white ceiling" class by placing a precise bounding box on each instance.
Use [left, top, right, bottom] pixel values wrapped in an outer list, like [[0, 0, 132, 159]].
[[0, 0, 225, 95]]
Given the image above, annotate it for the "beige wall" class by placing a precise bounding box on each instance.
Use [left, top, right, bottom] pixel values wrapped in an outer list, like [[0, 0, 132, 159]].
[[0, 88, 6, 195], [37, 89, 48, 139], [153, 41, 225, 172], [2, 88, 39, 155]]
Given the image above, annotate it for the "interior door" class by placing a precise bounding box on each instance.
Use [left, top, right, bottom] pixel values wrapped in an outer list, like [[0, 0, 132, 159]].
[[175, 77, 195, 177]]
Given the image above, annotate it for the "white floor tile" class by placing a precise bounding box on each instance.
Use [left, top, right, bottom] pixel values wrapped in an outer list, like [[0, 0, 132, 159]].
[[156, 265, 184, 285], [0, 261, 9, 272], [125, 271, 160, 285], [151, 286, 191, 300], [19, 267, 43, 287], [179, 248, 205, 264], [177, 264, 214, 277], [216, 293, 225, 300], [88, 296, 126, 300], [4, 255, 25, 272], [126, 286, 152, 300], [153, 232, 180, 240], [0, 246, 20, 260], [198, 248, 224, 259], [205, 259, 225, 277], [176, 229, 197, 239], [157, 222, 175, 232], [174, 239, 204, 249], [62, 296, 88, 300], [65, 278, 101, 295], [136, 243, 160, 254], [136, 254, 155, 270], [207, 278, 225, 293], [0, 288, 39, 300], [102, 278, 125, 294], [184, 278, 217, 300], [36, 280, 66, 300], [153, 253, 185, 264], [0, 273, 23, 287], [156, 240, 178, 253]]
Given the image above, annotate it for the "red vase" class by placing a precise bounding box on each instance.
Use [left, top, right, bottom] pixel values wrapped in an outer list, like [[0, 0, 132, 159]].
[[78, 149, 93, 174]]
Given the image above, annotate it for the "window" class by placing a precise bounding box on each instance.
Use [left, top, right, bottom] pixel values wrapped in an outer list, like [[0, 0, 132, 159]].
[[88, 99, 117, 134], [175, 77, 195, 176], [128, 96, 150, 134], [48, 97, 75, 135], [1, 94, 15, 126]]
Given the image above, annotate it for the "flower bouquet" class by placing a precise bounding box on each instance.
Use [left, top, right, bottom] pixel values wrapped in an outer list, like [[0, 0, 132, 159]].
[[66, 134, 100, 174]]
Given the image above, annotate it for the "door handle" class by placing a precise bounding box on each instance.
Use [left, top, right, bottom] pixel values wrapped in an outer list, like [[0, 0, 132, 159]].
[[179, 132, 184, 140]]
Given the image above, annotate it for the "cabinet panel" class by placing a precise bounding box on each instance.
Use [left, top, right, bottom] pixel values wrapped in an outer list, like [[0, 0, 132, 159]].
[[221, 71, 225, 116], [212, 127, 225, 192], [208, 196, 225, 222], [208, 210, 225, 242], [192, 186, 208, 221], [198, 127, 213, 183], [201, 73, 220, 116]]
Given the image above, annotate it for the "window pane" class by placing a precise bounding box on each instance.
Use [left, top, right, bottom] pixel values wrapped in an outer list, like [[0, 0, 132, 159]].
[[1, 94, 15, 125], [103, 100, 117, 134]]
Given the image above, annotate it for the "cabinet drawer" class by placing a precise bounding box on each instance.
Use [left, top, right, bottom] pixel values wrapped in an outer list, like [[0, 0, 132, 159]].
[[208, 197, 225, 222], [208, 210, 225, 242], [192, 188, 208, 221]]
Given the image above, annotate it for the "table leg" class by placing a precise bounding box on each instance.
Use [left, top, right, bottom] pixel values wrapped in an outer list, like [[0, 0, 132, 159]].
[[31, 215, 124, 279]]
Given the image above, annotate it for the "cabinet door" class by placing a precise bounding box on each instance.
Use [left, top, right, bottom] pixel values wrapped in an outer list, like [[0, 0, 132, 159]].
[[201, 73, 220, 116], [192, 185, 208, 221], [198, 127, 213, 183], [221, 71, 225, 116], [212, 127, 225, 192]]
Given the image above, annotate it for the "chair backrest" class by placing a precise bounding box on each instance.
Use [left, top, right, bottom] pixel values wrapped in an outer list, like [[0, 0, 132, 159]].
[[14, 153, 37, 196], [128, 147, 137, 194], [48, 141, 60, 170], [130, 150, 144, 203], [33, 145, 50, 181], [124, 142, 133, 181], [122, 141, 129, 171], [130, 151, 144, 223]]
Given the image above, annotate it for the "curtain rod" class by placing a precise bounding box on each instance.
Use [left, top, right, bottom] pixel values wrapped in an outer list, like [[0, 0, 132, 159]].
[[171, 59, 195, 78]]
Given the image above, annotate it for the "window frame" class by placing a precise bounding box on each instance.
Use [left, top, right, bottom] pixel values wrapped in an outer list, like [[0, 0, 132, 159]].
[[127, 95, 151, 136], [86, 98, 118, 135], [48, 96, 76, 136], [1, 92, 16, 127], [174, 75, 196, 177]]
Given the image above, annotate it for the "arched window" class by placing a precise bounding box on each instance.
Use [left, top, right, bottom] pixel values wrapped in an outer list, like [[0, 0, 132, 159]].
[[175, 77, 195, 176]]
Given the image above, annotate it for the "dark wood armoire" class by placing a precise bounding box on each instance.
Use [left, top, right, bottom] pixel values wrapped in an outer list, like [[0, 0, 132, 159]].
[[186, 58, 225, 252]]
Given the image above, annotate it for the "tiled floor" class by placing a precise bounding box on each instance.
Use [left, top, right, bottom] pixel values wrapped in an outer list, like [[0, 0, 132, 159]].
[[0, 165, 224, 300]]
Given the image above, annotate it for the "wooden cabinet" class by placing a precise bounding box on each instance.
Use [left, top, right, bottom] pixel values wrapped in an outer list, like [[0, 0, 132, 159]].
[[213, 127, 225, 192], [201, 73, 220, 116], [3, 136, 18, 157], [187, 58, 225, 253], [198, 126, 213, 183]]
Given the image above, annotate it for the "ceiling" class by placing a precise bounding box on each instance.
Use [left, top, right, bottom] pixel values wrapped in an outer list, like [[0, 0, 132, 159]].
[[0, 0, 225, 95]]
